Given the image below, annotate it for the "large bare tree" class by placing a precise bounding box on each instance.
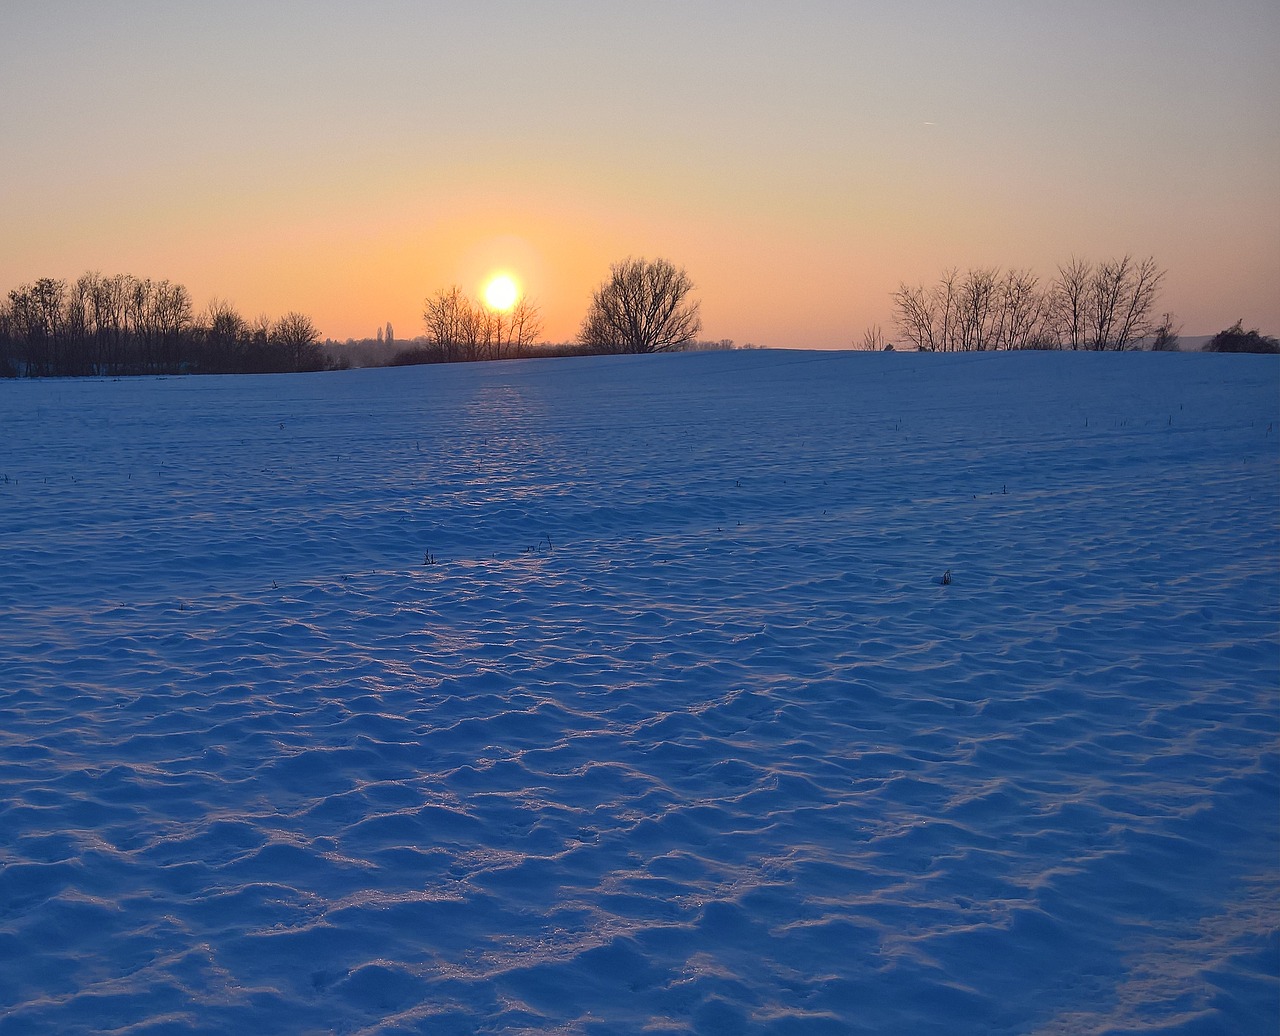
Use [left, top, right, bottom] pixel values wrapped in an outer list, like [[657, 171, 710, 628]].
[[578, 257, 701, 354], [271, 311, 324, 371]]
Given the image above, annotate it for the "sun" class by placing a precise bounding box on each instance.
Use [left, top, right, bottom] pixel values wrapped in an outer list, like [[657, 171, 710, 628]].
[[482, 274, 519, 312]]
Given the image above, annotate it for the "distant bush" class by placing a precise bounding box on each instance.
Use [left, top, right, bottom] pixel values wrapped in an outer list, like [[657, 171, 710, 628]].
[[1204, 320, 1280, 354]]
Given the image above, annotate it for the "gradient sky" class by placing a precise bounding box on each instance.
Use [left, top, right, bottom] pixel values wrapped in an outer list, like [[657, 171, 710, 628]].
[[2, 0, 1277, 347]]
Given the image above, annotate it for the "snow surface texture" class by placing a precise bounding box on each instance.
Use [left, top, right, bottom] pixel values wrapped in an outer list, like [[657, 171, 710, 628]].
[[1, 351, 1277, 1035]]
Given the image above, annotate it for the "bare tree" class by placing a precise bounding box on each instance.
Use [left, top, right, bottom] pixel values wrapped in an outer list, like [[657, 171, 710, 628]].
[[1087, 257, 1129, 350], [64, 274, 96, 375], [125, 278, 155, 371], [858, 325, 886, 351], [154, 280, 193, 372], [956, 267, 999, 350], [7, 278, 66, 376], [996, 268, 1055, 350], [423, 285, 478, 362], [579, 257, 701, 354], [1052, 256, 1091, 350], [476, 306, 502, 361], [497, 297, 543, 358], [936, 268, 960, 350], [892, 268, 963, 351], [272, 312, 324, 370], [246, 313, 274, 372], [0, 298, 15, 377], [891, 282, 939, 351], [1050, 255, 1165, 351], [198, 297, 248, 373], [93, 274, 134, 374], [1104, 255, 1164, 350]]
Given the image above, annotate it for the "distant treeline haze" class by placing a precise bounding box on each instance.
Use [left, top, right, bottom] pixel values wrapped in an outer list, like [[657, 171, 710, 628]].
[[0, 273, 329, 377]]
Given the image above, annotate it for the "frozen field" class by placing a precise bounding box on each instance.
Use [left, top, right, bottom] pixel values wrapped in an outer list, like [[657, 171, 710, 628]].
[[1, 350, 1277, 1034]]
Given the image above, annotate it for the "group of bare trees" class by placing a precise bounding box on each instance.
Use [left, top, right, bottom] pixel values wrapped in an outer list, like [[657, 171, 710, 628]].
[[402, 257, 701, 367], [0, 272, 327, 377], [398, 286, 543, 365], [3, 274, 193, 377], [890, 256, 1172, 352]]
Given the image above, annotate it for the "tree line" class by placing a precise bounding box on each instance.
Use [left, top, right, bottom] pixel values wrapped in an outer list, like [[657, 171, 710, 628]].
[[0, 272, 329, 377], [888, 255, 1177, 352], [13, 255, 1262, 377], [0, 258, 706, 378]]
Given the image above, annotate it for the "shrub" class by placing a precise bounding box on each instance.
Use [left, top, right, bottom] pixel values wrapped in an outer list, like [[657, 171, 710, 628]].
[[1205, 321, 1280, 354]]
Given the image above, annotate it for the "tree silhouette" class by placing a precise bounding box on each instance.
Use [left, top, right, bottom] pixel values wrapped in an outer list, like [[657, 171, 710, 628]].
[[578, 257, 701, 354], [1083, 256, 1164, 351], [422, 285, 480, 362], [272, 312, 325, 371], [483, 297, 543, 360]]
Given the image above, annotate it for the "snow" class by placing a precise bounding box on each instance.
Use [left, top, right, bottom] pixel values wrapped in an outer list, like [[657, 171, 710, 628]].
[[1, 350, 1277, 1035]]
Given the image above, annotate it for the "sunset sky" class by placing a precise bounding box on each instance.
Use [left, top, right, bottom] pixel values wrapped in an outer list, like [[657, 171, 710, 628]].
[[2, 1, 1277, 348]]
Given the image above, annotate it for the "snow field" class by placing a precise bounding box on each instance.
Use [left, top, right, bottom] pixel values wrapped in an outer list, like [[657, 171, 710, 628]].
[[1, 350, 1277, 1034]]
